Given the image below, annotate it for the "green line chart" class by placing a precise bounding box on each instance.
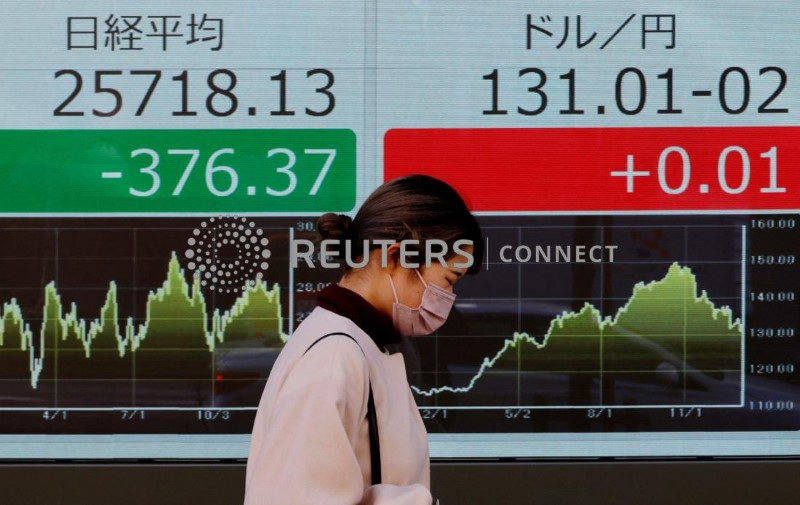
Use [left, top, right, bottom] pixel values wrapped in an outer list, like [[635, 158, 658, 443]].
[[412, 262, 744, 409], [0, 253, 284, 403]]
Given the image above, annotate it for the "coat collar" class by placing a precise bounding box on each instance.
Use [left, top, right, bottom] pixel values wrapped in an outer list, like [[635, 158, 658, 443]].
[[316, 282, 402, 352]]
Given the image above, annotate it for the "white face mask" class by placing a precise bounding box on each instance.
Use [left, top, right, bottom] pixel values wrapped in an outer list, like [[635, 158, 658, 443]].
[[388, 269, 456, 336]]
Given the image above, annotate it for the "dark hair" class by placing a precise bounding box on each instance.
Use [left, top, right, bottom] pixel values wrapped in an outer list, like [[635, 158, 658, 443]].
[[317, 174, 483, 274]]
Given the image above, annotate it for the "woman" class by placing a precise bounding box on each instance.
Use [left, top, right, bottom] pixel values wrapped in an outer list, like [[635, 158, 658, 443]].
[[244, 175, 483, 504]]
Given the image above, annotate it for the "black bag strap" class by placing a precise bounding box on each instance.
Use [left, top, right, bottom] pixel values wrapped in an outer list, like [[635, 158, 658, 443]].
[[303, 332, 382, 486]]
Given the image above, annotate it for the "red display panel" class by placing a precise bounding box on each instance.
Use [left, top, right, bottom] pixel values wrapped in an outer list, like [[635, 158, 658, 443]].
[[384, 127, 800, 212]]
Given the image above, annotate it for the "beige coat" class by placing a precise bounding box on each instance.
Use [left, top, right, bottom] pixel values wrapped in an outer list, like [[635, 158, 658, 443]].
[[244, 306, 432, 504]]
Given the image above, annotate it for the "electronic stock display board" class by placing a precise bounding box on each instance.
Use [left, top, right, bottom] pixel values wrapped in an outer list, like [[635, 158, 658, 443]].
[[0, 1, 798, 460]]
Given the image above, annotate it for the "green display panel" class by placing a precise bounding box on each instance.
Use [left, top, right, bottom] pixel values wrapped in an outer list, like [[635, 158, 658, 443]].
[[0, 129, 355, 213]]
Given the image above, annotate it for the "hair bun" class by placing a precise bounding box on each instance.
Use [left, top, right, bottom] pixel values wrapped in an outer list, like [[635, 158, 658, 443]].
[[317, 212, 353, 241]]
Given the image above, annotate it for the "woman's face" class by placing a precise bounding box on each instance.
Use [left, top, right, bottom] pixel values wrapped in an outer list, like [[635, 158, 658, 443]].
[[390, 244, 473, 308]]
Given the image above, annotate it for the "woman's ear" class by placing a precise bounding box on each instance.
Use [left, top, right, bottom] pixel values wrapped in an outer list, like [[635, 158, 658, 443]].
[[385, 242, 402, 273]]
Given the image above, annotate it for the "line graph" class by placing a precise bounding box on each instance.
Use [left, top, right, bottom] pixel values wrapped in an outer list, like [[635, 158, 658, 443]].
[[412, 263, 743, 407], [0, 253, 284, 391], [0, 218, 297, 414], [410, 217, 749, 411]]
